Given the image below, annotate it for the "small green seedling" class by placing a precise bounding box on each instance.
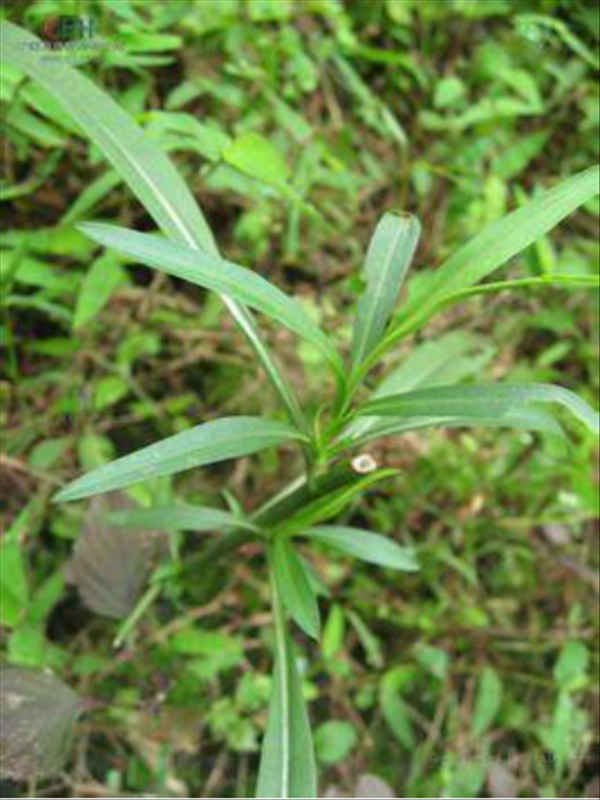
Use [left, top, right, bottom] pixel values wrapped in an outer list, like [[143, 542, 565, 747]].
[[1, 20, 599, 799]]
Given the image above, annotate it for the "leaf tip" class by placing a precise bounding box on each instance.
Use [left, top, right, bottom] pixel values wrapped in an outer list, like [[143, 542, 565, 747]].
[[52, 486, 73, 503]]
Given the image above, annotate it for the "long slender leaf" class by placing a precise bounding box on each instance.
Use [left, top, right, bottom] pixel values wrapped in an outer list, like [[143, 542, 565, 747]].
[[354, 167, 600, 375], [471, 667, 503, 737], [379, 670, 415, 749], [0, 21, 214, 248], [108, 504, 258, 533], [351, 213, 421, 369], [61, 170, 122, 225], [373, 333, 493, 396], [78, 222, 343, 374], [341, 406, 566, 449], [302, 526, 419, 572], [0, 20, 307, 431], [344, 332, 493, 442], [55, 417, 306, 503], [399, 166, 599, 322], [257, 567, 317, 799], [359, 383, 599, 435], [272, 539, 321, 640]]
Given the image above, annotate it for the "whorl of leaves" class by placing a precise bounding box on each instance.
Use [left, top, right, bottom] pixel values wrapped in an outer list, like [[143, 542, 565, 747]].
[[65, 495, 168, 619], [0, 667, 83, 781]]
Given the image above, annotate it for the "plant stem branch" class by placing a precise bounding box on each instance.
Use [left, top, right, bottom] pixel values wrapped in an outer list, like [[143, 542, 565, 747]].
[[113, 581, 162, 648], [269, 551, 291, 798]]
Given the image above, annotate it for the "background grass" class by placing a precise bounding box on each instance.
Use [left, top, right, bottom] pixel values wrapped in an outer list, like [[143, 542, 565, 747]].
[[0, 0, 598, 797]]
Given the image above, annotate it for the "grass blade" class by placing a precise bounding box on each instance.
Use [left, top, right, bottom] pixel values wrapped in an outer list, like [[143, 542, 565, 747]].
[[302, 526, 419, 572], [55, 417, 306, 502], [0, 20, 307, 432], [351, 213, 420, 369], [257, 564, 317, 799], [79, 223, 343, 376], [271, 539, 321, 640], [359, 383, 599, 435]]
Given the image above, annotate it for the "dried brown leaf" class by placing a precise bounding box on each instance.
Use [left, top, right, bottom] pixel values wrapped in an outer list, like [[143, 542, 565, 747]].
[[0, 667, 83, 781], [66, 495, 167, 619]]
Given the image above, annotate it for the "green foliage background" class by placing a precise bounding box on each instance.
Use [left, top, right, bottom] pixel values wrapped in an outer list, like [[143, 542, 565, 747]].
[[1, 0, 598, 797]]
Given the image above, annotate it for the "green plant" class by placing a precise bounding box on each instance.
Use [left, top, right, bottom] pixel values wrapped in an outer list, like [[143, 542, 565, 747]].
[[1, 18, 599, 799]]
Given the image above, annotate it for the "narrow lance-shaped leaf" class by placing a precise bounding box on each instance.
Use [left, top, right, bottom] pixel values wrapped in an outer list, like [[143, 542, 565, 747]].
[[0, 21, 215, 255], [55, 417, 306, 503], [398, 166, 599, 325], [271, 538, 321, 640], [340, 406, 566, 450], [61, 170, 122, 226], [0, 21, 307, 432], [301, 526, 419, 572], [379, 670, 415, 750], [351, 212, 420, 369], [78, 223, 343, 376], [108, 504, 259, 533], [471, 667, 503, 737], [73, 254, 126, 330], [0, 539, 29, 629], [344, 332, 493, 442], [257, 566, 317, 799], [223, 132, 290, 188], [359, 383, 599, 436], [371, 333, 492, 396]]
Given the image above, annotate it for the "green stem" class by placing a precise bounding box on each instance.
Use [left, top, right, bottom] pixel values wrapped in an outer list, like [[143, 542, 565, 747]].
[[269, 552, 291, 798], [113, 581, 162, 648], [230, 301, 311, 439], [184, 462, 368, 579], [251, 461, 364, 529], [184, 530, 257, 575]]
